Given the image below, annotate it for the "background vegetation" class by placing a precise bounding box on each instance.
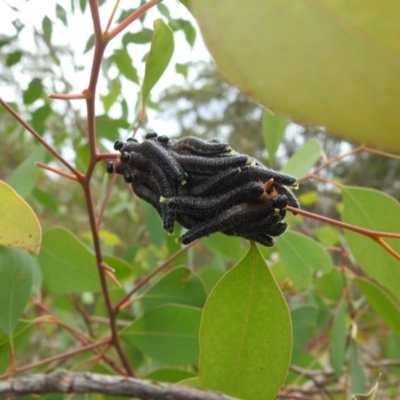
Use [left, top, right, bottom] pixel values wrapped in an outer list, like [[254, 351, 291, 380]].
[[0, 1, 400, 399]]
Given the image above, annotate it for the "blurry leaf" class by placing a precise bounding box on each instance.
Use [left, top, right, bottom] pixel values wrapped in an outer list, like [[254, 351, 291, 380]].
[[112, 49, 139, 84], [199, 243, 292, 400], [146, 368, 195, 383], [79, 0, 86, 13], [83, 33, 95, 54], [140, 199, 165, 248], [0, 181, 41, 255], [31, 104, 52, 133], [315, 268, 344, 301], [23, 78, 43, 105], [141, 19, 174, 106], [0, 247, 32, 338], [100, 78, 121, 113], [191, 1, 400, 150], [33, 188, 58, 212], [98, 230, 122, 247], [175, 63, 188, 79], [330, 300, 347, 377], [281, 139, 322, 178], [102, 254, 133, 281], [39, 227, 101, 294], [291, 305, 317, 363], [75, 141, 90, 171], [6, 145, 45, 198], [297, 191, 318, 206], [202, 233, 246, 261], [0, 322, 31, 372], [6, 51, 23, 67], [122, 29, 153, 46], [140, 267, 207, 312], [343, 186, 400, 302], [277, 231, 332, 289], [198, 267, 225, 294], [262, 109, 288, 167], [121, 304, 202, 365], [315, 226, 340, 246], [176, 19, 196, 48], [352, 381, 379, 400], [357, 278, 400, 337], [120, 338, 144, 370], [42, 16, 52, 42], [157, 3, 171, 19], [95, 115, 129, 140], [350, 342, 367, 394], [56, 4, 67, 26]]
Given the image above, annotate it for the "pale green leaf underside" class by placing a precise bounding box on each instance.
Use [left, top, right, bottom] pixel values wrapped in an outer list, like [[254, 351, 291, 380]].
[[191, 1, 400, 150]]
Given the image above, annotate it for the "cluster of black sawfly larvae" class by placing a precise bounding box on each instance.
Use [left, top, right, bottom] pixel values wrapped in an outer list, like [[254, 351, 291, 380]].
[[106, 132, 300, 246]]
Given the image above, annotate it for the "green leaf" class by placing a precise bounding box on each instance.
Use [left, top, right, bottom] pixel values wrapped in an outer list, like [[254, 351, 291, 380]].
[[315, 226, 340, 247], [6, 51, 23, 67], [95, 115, 129, 140], [262, 109, 288, 167], [140, 267, 207, 312], [281, 138, 322, 178], [79, 0, 86, 13], [23, 78, 44, 105], [33, 188, 58, 212], [291, 305, 317, 363], [140, 199, 165, 248], [56, 4, 68, 26], [6, 145, 46, 198], [198, 267, 225, 294], [38, 227, 101, 294], [277, 231, 332, 289], [0, 181, 41, 255], [191, 1, 400, 150], [31, 104, 52, 134], [42, 16, 52, 42], [141, 19, 174, 106], [202, 233, 246, 261], [100, 78, 121, 113], [315, 268, 344, 301], [121, 304, 202, 365], [102, 254, 134, 281], [112, 49, 139, 84], [176, 19, 196, 48], [350, 342, 367, 394], [330, 300, 347, 377], [357, 278, 400, 337], [343, 186, 400, 302], [199, 243, 292, 400], [0, 247, 33, 338], [297, 191, 318, 206], [175, 63, 188, 79], [122, 29, 153, 46], [83, 33, 95, 54]]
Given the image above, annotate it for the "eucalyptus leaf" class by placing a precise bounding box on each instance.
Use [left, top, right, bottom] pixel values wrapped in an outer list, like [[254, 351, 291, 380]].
[[199, 243, 291, 400]]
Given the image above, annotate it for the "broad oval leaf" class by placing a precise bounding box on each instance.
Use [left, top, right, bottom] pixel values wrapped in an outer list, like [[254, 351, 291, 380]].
[[262, 109, 288, 168], [0, 181, 41, 255], [342, 186, 400, 302], [199, 243, 292, 400], [139, 267, 207, 312], [280, 138, 322, 178], [277, 230, 332, 289], [141, 19, 174, 106], [38, 227, 101, 294], [0, 247, 33, 338], [357, 278, 400, 338], [190, 1, 400, 150], [121, 304, 202, 365]]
